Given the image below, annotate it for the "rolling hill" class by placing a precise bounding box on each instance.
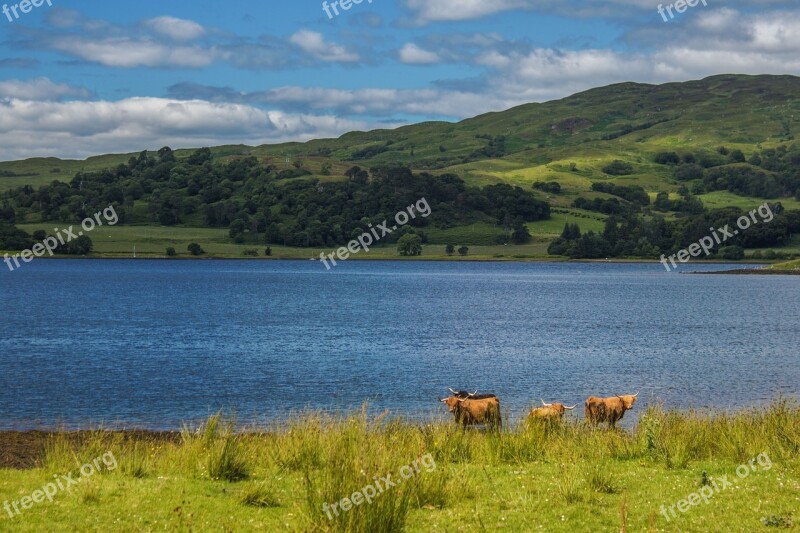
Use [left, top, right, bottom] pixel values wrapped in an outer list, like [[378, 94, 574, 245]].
[[2, 74, 800, 260]]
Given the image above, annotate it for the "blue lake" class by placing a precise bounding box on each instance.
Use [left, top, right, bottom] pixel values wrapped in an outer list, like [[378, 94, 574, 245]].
[[1, 260, 798, 429]]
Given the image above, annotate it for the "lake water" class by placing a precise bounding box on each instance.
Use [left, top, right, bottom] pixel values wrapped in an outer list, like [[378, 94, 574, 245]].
[[1, 260, 798, 429]]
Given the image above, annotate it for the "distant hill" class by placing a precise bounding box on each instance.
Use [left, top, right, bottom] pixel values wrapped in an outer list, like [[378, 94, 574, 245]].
[[2, 74, 800, 260]]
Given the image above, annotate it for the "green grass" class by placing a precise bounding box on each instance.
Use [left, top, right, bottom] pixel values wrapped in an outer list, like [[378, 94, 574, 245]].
[[698, 191, 800, 211], [16, 224, 235, 257], [530, 209, 606, 236], [1, 401, 798, 531], [424, 222, 507, 246], [769, 259, 800, 270], [0, 155, 133, 192]]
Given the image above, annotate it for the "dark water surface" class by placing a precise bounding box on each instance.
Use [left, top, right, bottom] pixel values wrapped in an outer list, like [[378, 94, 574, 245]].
[[1, 260, 798, 429]]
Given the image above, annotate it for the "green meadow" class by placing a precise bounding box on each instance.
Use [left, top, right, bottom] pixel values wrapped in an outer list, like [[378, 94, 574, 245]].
[[12, 221, 565, 260], [769, 259, 800, 271], [1, 401, 798, 532]]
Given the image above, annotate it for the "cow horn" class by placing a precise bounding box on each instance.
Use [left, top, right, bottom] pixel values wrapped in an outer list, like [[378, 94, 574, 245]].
[[448, 388, 458, 395], [439, 398, 448, 403], [468, 389, 478, 397], [633, 391, 640, 397], [541, 399, 552, 407], [565, 404, 577, 410]]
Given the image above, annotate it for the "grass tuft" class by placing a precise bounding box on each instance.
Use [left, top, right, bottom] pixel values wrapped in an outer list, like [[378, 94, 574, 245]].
[[239, 481, 281, 508]]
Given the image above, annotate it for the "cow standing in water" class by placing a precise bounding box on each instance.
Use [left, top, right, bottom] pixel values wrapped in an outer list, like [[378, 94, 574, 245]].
[[440, 389, 502, 430], [585, 393, 639, 427]]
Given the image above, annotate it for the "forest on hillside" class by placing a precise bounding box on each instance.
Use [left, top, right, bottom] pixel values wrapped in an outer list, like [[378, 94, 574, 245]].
[[0, 148, 548, 251], [549, 145, 800, 259], [2, 143, 800, 259]]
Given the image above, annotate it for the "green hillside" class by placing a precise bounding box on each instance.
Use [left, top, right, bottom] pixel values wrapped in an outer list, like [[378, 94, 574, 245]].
[[2, 74, 800, 260]]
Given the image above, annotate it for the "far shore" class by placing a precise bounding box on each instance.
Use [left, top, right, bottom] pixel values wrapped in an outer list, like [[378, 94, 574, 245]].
[[0, 253, 776, 267], [695, 268, 800, 275]]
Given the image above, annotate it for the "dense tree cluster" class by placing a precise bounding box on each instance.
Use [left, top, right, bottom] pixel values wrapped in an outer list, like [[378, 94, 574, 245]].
[[658, 145, 800, 199], [351, 143, 393, 160], [601, 160, 634, 176], [0, 222, 34, 251], [533, 181, 562, 194], [1, 150, 549, 249], [572, 183, 652, 216], [0, 223, 93, 255], [549, 204, 800, 259], [572, 197, 631, 215], [652, 192, 705, 214], [397, 234, 423, 256], [590, 182, 650, 205], [470, 135, 508, 159]]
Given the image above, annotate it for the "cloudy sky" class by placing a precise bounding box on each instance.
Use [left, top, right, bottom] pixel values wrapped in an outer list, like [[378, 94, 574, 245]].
[[0, 0, 798, 160]]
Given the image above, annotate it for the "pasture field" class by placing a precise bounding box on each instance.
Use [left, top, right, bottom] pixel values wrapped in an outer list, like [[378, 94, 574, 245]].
[[13, 223, 554, 260], [697, 191, 800, 212], [0, 402, 798, 532], [0, 154, 132, 192], [8, 219, 790, 263]]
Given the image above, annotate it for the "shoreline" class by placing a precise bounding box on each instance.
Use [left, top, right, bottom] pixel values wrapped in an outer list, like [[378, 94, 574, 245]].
[[2, 400, 794, 469], [695, 268, 800, 275], [0, 253, 775, 266], [0, 430, 182, 469]]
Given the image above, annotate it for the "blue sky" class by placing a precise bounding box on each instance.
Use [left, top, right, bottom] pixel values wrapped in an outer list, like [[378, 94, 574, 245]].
[[0, 0, 798, 159]]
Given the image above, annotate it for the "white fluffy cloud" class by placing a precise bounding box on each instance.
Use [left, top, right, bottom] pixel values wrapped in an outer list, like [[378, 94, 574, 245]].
[[289, 30, 360, 63], [143, 17, 206, 41], [398, 43, 441, 64], [0, 96, 378, 160], [46, 36, 212, 68], [403, 0, 527, 23]]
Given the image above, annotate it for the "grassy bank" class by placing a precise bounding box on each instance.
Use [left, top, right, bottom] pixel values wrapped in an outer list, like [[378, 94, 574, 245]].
[[770, 259, 800, 271], [1, 401, 798, 532]]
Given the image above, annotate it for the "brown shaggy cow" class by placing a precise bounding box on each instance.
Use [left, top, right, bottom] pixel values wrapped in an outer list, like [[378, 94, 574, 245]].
[[585, 393, 638, 427], [528, 399, 577, 421], [440, 394, 502, 430]]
